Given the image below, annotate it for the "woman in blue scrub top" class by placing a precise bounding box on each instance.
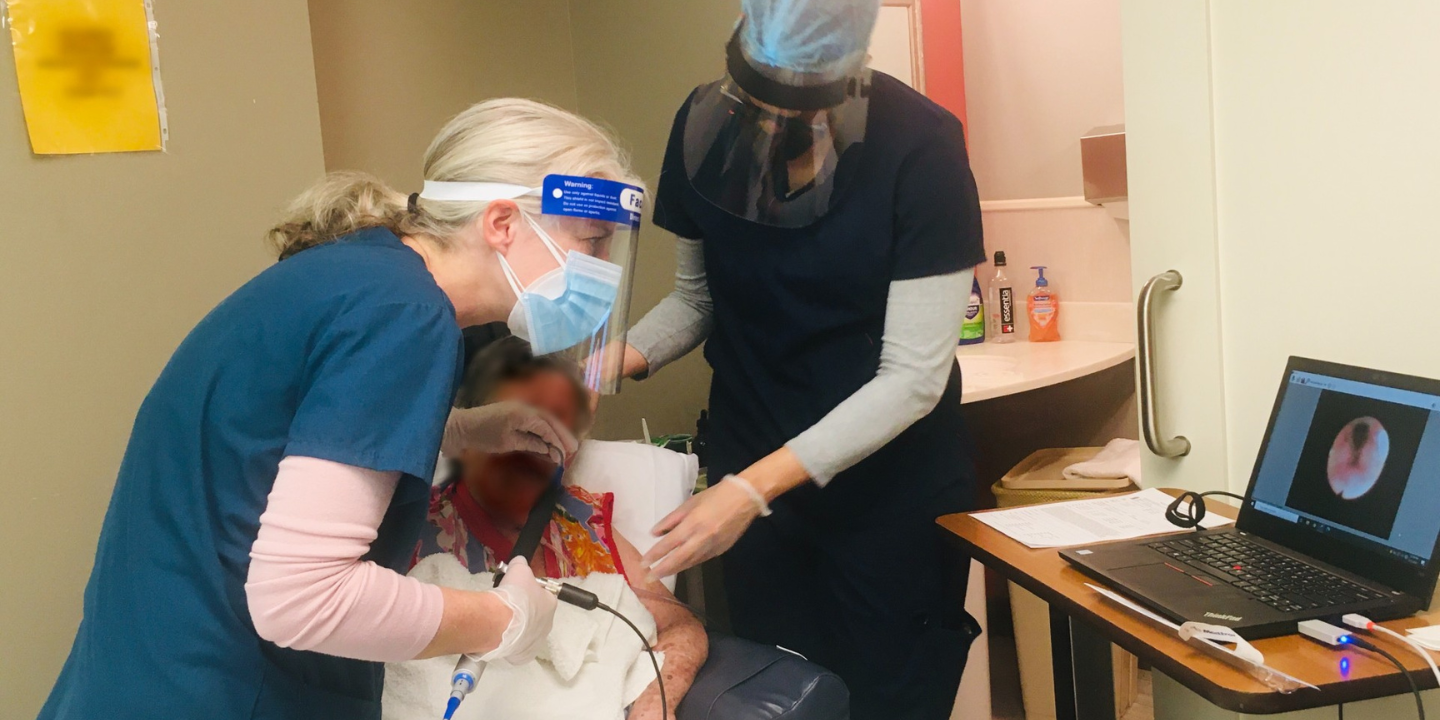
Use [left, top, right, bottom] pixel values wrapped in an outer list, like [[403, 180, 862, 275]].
[[39, 99, 643, 720], [624, 3, 986, 719]]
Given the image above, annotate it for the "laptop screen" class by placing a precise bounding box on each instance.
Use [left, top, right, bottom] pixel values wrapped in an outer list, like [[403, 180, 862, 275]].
[[1248, 369, 1440, 568]]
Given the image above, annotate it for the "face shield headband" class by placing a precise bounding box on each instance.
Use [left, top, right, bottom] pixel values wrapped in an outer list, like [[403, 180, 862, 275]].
[[724, 27, 862, 112], [681, 32, 872, 229], [418, 175, 644, 395]]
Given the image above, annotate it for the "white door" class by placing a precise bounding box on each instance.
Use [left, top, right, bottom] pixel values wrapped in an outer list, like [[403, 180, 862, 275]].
[[1123, 0, 1232, 495], [1125, 1, 1440, 718], [1127, 0, 1440, 491]]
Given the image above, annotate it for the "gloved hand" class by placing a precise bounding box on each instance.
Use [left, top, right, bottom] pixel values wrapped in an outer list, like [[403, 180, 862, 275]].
[[641, 477, 766, 580], [478, 557, 558, 665], [441, 402, 579, 465]]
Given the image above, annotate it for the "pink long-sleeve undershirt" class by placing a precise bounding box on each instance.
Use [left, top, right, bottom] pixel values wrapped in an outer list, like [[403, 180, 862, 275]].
[[245, 456, 444, 662]]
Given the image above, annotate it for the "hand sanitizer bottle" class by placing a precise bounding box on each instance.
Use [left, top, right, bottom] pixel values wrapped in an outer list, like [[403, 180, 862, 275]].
[[987, 251, 1016, 344], [1027, 266, 1061, 342]]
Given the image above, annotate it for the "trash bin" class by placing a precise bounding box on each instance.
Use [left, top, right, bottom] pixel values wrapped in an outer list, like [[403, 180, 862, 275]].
[[993, 448, 1140, 720]]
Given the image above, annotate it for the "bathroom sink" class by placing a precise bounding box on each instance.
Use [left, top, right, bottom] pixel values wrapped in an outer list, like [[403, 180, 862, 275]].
[[956, 354, 1023, 389], [953, 341, 1137, 404]]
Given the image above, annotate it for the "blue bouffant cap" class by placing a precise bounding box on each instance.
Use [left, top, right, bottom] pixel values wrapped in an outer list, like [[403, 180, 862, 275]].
[[739, 0, 882, 82]]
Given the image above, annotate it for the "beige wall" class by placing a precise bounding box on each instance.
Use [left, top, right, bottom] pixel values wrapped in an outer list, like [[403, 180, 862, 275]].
[[0, 2, 327, 715], [961, 0, 1125, 200], [961, 0, 1133, 367], [978, 205, 1131, 304], [569, 1, 738, 440], [307, 0, 580, 191]]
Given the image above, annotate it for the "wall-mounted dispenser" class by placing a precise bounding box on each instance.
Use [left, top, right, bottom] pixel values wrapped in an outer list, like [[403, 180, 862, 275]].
[[1081, 124, 1127, 221]]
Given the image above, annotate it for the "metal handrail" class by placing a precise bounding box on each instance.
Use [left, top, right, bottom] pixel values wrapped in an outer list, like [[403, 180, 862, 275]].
[[1137, 270, 1192, 458]]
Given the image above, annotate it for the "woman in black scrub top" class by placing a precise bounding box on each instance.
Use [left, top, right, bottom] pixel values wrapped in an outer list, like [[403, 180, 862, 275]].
[[621, 2, 986, 719]]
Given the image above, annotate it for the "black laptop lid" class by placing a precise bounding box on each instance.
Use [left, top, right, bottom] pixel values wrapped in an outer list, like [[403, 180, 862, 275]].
[[1237, 357, 1440, 600]]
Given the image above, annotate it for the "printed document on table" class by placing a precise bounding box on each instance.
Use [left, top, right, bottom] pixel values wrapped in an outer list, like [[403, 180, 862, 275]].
[[974, 488, 1233, 548]]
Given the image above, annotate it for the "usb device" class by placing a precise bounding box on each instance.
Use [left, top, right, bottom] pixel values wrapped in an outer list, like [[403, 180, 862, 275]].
[[1299, 619, 1355, 647], [1300, 618, 1429, 720], [1341, 614, 1377, 632]]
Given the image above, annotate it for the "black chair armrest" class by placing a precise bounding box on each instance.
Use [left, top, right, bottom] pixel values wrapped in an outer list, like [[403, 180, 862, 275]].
[[675, 633, 848, 720]]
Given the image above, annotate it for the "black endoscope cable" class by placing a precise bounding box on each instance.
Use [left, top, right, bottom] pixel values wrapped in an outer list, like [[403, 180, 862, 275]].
[[547, 581, 668, 720], [1347, 636, 1425, 720], [491, 486, 671, 720], [598, 600, 667, 720], [1165, 490, 1246, 530]]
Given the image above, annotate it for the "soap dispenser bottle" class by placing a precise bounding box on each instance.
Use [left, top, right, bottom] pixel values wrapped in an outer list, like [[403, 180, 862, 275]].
[[1027, 266, 1061, 342]]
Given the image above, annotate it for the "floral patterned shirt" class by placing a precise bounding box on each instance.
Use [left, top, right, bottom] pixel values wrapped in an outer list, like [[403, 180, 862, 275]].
[[412, 479, 625, 581]]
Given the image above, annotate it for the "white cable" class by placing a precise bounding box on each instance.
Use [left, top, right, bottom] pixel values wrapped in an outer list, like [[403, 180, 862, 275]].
[[1381, 626, 1440, 690], [1344, 614, 1440, 689]]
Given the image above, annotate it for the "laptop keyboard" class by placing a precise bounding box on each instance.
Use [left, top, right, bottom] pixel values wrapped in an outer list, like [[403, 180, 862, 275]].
[[1147, 534, 1387, 614]]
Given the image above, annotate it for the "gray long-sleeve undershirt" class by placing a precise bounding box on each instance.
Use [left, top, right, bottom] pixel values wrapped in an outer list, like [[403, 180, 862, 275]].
[[627, 237, 972, 485], [626, 238, 715, 369]]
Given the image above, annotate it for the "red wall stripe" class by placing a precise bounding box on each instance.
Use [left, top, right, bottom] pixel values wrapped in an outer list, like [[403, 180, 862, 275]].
[[920, 0, 968, 128]]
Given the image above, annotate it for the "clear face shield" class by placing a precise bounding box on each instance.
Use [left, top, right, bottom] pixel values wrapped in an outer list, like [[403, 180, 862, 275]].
[[682, 27, 872, 229], [420, 175, 644, 395]]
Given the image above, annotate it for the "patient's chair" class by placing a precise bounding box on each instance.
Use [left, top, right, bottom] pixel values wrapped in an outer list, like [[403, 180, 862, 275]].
[[567, 441, 850, 720]]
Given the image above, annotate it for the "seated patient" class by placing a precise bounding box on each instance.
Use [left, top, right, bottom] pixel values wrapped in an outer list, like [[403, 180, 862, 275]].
[[413, 338, 707, 720]]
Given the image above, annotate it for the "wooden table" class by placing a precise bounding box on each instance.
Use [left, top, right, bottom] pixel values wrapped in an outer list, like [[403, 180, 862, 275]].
[[939, 490, 1440, 717]]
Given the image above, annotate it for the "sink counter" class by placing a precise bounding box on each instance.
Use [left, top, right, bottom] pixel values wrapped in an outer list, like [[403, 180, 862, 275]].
[[955, 340, 1136, 404]]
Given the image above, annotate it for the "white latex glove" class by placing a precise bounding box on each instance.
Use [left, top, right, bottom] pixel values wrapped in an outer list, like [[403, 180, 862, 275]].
[[478, 557, 558, 665], [441, 402, 579, 465], [641, 478, 764, 579]]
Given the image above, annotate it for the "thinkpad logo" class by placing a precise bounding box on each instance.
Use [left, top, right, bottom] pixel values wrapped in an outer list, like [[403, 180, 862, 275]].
[[1204, 612, 1243, 622]]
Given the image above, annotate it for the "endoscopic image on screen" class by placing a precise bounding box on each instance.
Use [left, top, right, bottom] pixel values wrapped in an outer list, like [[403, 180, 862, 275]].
[[1284, 390, 1430, 539]]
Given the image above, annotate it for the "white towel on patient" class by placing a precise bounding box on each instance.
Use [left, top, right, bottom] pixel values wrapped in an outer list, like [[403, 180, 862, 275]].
[[382, 554, 662, 720]]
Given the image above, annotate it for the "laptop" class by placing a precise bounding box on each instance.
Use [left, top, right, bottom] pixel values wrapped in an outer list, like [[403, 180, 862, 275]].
[[1062, 357, 1440, 639]]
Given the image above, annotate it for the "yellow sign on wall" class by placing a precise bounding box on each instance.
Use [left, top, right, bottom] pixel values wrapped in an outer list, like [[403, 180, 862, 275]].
[[5, 0, 167, 154]]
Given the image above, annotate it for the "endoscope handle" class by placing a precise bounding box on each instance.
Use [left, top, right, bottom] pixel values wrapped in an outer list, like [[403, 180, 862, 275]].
[[493, 562, 599, 610], [538, 577, 600, 611]]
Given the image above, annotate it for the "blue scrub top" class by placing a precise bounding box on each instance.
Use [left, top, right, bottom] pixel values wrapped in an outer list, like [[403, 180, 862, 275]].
[[39, 228, 464, 720]]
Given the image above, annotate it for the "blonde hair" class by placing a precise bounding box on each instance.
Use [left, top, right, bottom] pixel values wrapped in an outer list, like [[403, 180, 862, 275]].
[[268, 99, 641, 260]]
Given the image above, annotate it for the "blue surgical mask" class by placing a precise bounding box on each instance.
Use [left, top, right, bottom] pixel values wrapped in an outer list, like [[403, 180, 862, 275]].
[[499, 214, 622, 355]]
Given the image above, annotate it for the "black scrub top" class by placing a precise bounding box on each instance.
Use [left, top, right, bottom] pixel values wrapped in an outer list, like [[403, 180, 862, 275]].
[[655, 72, 986, 513]]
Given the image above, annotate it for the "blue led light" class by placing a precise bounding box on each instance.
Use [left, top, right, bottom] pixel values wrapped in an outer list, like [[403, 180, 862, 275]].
[[1340, 657, 1351, 677], [1339, 635, 1352, 644]]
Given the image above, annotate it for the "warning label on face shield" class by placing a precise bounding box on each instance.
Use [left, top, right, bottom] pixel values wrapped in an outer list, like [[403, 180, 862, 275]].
[[542, 175, 645, 227]]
